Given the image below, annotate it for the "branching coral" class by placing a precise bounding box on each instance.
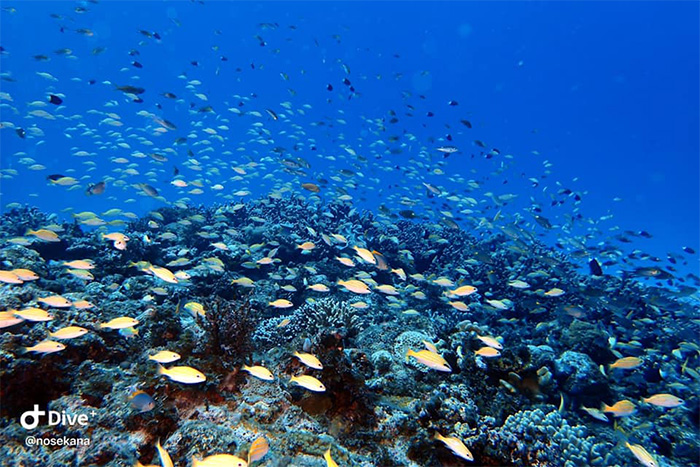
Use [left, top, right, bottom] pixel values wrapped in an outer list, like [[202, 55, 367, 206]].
[[200, 296, 257, 363]]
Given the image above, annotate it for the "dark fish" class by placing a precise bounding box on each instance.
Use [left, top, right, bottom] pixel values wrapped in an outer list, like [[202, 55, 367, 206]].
[[156, 118, 176, 130], [48, 94, 63, 105], [33, 54, 49, 61], [198, 106, 213, 113], [326, 84, 333, 91], [149, 153, 167, 162], [116, 85, 145, 94], [138, 30, 152, 38], [16, 128, 25, 139], [533, 215, 553, 229], [460, 119, 472, 128], [92, 47, 106, 55], [131, 391, 156, 413], [265, 109, 278, 120], [443, 218, 460, 230], [47, 174, 66, 181], [86, 181, 106, 195], [589, 258, 603, 276], [448, 100, 459, 106], [139, 184, 159, 197], [683, 247, 696, 255], [280, 159, 302, 169], [633, 267, 674, 280], [399, 210, 416, 219], [131, 61, 143, 68], [474, 140, 486, 148], [173, 166, 179, 176]]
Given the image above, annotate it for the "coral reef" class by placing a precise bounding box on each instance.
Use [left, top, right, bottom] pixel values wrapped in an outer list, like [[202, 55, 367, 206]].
[[0, 198, 697, 466]]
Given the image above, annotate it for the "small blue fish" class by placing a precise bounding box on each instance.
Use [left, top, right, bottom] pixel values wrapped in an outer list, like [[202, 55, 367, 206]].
[[130, 391, 155, 412]]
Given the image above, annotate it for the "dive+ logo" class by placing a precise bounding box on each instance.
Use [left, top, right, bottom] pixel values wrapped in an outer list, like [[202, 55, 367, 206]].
[[20, 405, 94, 430]]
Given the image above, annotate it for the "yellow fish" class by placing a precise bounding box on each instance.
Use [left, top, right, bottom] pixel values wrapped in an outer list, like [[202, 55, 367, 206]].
[[375, 284, 399, 295], [405, 349, 451, 372], [625, 442, 658, 467], [269, 299, 294, 308], [11, 269, 39, 281], [49, 326, 88, 340], [37, 295, 72, 308], [231, 277, 255, 287], [475, 347, 501, 358], [192, 454, 248, 467], [276, 318, 291, 328], [323, 448, 338, 467], [26, 229, 60, 242], [156, 440, 174, 467], [100, 316, 139, 329], [308, 283, 330, 292], [544, 287, 565, 297], [73, 300, 94, 310], [289, 375, 326, 392], [297, 241, 315, 251], [448, 285, 477, 297], [337, 279, 371, 294], [335, 256, 355, 267], [25, 340, 65, 354], [0, 311, 24, 328], [352, 246, 376, 264], [294, 351, 323, 370], [14, 307, 53, 322], [184, 302, 205, 317], [609, 356, 642, 370], [476, 335, 503, 350], [602, 400, 636, 417], [148, 265, 178, 284], [642, 394, 684, 408], [242, 365, 274, 381], [148, 351, 181, 364], [158, 365, 206, 384], [434, 432, 474, 461], [66, 269, 94, 280], [0, 270, 23, 284], [247, 437, 269, 464], [62, 260, 95, 270]]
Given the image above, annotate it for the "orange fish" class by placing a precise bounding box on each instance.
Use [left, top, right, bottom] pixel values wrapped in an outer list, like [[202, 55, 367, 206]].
[[609, 356, 642, 370], [602, 400, 636, 417]]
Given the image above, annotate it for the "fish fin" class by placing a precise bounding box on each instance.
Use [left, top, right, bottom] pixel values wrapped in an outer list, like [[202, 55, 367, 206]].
[[157, 364, 166, 376]]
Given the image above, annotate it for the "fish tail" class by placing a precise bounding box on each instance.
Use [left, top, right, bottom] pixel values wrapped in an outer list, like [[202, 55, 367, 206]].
[[157, 364, 167, 376], [191, 457, 200, 467], [405, 349, 415, 362]]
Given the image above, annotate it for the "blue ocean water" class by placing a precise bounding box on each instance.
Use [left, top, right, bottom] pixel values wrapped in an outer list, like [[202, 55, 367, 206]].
[[1, 1, 697, 278]]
